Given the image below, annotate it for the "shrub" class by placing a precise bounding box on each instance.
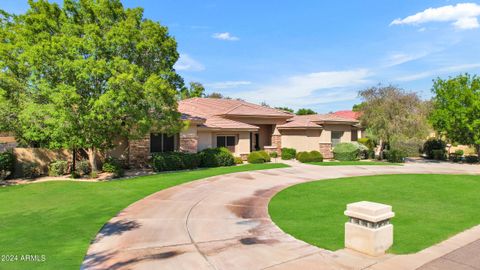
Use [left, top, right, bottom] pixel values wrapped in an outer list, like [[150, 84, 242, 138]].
[[423, 138, 447, 159], [309, 151, 324, 162], [386, 149, 406, 163], [247, 151, 270, 164], [21, 162, 41, 179], [358, 137, 375, 150], [152, 152, 201, 172], [269, 152, 278, 158], [234, 157, 243, 164], [258, 150, 271, 162], [48, 160, 68, 176], [432, 149, 446, 160], [102, 157, 125, 177], [199, 147, 235, 167], [367, 149, 375, 159], [296, 151, 311, 163], [391, 139, 423, 157], [455, 149, 464, 156], [76, 160, 91, 176], [0, 151, 15, 180], [333, 143, 360, 161], [465, 155, 479, 164], [281, 148, 296, 160]]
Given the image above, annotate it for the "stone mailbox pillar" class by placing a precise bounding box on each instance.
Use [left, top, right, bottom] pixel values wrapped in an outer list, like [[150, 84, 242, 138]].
[[344, 201, 394, 256]]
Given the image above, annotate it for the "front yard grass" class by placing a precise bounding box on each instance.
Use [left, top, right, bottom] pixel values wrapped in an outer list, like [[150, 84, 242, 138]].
[[309, 161, 400, 166], [269, 174, 480, 254], [0, 163, 288, 270]]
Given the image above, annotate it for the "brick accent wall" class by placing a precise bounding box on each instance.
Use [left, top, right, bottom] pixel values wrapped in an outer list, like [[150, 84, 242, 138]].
[[179, 135, 198, 153], [129, 136, 150, 168], [271, 134, 282, 154], [319, 142, 333, 159]]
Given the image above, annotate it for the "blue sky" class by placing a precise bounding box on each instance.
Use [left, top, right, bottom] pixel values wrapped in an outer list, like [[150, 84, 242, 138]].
[[3, 1, 480, 113]]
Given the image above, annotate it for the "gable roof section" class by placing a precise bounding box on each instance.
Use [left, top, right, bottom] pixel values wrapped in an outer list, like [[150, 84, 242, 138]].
[[200, 116, 258, 130], [332, 110, 362, 120], [277, 114, 359, 129]]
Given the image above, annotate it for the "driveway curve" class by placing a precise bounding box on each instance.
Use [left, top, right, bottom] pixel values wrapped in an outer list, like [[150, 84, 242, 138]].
[[81, 161, 480, 270]]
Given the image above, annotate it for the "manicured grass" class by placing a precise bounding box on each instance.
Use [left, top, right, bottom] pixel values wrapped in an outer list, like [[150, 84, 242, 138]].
[[309, 161, 400, 166], [0, 163, 288, 270], [269, 174, 480, 254]]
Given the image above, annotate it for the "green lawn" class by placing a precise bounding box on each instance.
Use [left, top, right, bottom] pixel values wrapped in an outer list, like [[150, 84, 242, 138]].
[[269, 174, 480, 254], [0, 163, 288, 270], [309, 161, 400, 166]]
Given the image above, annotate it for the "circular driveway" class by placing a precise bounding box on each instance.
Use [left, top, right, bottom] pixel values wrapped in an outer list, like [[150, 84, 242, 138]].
[[81, 161, 480, 270]]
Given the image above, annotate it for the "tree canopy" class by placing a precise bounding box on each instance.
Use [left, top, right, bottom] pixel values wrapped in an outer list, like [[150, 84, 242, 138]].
[[275, 106, 294, 113], [358, 85, 430, 151], [180, 81, 205, 99], [296, 108, 316, 115], [0, 0, 184, 170], [429, 74, 480, 154]]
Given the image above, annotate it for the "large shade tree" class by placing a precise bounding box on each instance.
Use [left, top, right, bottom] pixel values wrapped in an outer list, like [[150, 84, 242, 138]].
[[0, 0, 184, 171], [358, 85, 431, 156], [429, 74, 480, 156]]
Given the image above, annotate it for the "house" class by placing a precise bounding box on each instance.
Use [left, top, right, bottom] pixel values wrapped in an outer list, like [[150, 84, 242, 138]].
[[128, 98, 361, 166]]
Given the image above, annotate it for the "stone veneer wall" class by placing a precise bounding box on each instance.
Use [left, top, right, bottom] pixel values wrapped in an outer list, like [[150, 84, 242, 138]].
[[129, 136, 150, 168], [319, 142, 333, 159], [271, 134, 282, 154], [179, 135, 198, 153]]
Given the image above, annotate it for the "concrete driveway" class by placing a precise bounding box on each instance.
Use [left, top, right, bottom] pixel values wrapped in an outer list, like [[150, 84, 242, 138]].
[[81, 161, 480, 270]]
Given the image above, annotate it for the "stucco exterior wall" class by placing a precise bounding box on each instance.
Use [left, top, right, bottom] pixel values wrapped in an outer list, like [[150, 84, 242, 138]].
[[322, 124, 355, 142], [197, 131, 213, 151], [280, 129, 323, 152]]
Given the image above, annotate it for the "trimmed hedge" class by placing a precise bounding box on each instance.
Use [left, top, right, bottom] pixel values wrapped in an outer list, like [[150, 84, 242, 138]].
[[297, 151, 323, 163], [199, 147, 235, 168], [152, 152, 201, 172], [48, 160, 68, 176], [247, 150, 271, 164], [333, 143, 360, 161], [385, 149, 406, 163], [281, 148, 296, 160], [0, 151, 14, 180], [423, 138, 446, 159], [102, 157, 125, 177]]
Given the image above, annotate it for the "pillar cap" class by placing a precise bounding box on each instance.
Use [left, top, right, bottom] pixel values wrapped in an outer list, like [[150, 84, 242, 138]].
[[344, 201, 394, 222]]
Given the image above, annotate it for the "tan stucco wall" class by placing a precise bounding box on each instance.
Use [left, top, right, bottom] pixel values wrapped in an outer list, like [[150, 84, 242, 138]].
[[280, 129, 323, 152], [236, 132, 251, 156], [322, 124, 355, 143], [198, 131, 213, 151]]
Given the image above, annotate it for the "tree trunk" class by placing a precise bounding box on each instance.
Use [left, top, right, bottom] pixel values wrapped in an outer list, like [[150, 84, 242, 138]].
[[71, 148, 76, 174], [88, 147, 98, 172], [476, 145, 480, 159], [376, 139, 384, 159]]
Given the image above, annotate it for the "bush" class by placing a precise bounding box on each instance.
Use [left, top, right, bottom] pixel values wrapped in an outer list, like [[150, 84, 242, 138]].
[[48, 160, 68, 176], [432, 149, 446, 160], [391, 139, 423, 157], [358, 137, 375, 150], [465, 155, 479, 164], [102, 157, 125, 177], [309, 151, 324, 162], [367, 149, 375, 159], [234, 157, 243, 164], [296, 151, 311, 163], [22, 162, 41, 179], [199, 147, 235, 167], [247, 151, 270, 164], [423, 138, 447, 159], [0, 151, 14, 180], [386, 149, 406, 163], [281, 148, 296, 160], [333, 143, 360, 161], [455, 149, 464, 156], [269, 152, 278, 158], [76, 160, 91, 176], [152, 152, 201, 172]]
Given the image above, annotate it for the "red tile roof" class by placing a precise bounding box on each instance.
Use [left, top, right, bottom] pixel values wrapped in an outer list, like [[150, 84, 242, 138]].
[[332, 110, 362, 120], [277, 114, 359, 129]]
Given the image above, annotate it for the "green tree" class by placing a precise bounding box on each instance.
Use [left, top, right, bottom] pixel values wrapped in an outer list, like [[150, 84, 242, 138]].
[[0, 0, 183, 171], [358, 85, 430, 156], [296, 108, 316, 115], [352, 102, 366, 112], [275, 106, 294, 113], [180, 81, 205, 99], [205, 92, 227, 99], [430, 74, 480, 155]]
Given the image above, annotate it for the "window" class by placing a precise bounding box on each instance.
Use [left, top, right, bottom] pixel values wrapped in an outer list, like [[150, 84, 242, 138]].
[[216, 135, 236, 147], [150, 133, 175, 153], [331, 131, 343, 147], [351, 129, 358, 141]]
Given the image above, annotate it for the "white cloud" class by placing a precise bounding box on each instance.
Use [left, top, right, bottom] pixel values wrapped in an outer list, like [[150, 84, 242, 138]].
[[205, 81, 251, 89], [212, 32, 239, 41], [391, 3, 480, 30], [396, 63, 480, 81], [174, 54, 205, 72], [384, 52, 428, 67], [232, 69, 371, 108]]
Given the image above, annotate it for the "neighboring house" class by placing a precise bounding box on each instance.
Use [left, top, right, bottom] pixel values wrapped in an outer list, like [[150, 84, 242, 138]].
[[128, 98, 361, 165], [332, 110, 362, 120]]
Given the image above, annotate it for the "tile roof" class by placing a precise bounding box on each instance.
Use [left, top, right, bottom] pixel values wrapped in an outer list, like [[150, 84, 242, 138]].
[[332, 110, 362, 120], [277, 114, 359, 129], [200, 116, 258, 130]]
